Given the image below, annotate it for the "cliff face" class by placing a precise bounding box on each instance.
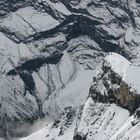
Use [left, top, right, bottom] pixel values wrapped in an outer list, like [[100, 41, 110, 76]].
[[89, 53, 140, 112], [0, 0, 140, 139]]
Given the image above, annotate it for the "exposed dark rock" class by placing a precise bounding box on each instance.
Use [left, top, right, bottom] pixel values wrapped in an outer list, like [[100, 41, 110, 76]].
[[73, 133, 87, 140], [7, 52, 63, 75], [89, 59, 140, 113]]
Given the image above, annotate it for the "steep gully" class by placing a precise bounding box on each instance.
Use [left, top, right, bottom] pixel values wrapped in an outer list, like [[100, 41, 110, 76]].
[[7, 52, 63, 118]]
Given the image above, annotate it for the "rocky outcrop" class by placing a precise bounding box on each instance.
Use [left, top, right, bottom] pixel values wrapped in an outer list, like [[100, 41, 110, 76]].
[[89, 60, 140, 112]]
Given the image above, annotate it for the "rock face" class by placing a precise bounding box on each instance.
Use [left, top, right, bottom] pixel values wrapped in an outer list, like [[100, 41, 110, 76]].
[[89, 53, 140, 112], [0, 0, 140, 139]]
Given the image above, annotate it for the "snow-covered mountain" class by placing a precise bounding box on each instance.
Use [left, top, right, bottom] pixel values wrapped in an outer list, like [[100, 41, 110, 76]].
[[0, 0, 140, 139], [21, 53, 140, 140]]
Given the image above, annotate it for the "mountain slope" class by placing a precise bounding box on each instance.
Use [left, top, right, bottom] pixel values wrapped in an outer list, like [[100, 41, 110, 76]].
[[21, 53, 140, 140], [0, 0, 140, 139]]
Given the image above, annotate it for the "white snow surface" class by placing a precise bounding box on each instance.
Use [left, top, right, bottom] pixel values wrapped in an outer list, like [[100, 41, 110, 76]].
[[125, 27, 133, 43], [42, 51, 95, 117], [20, 123, 53, 140], [20, 101, 135, 140], [16, 7, 60, 31], [0, 7, 59, 39], [105, 53, 140, 94], [43, 0, 71, 15]]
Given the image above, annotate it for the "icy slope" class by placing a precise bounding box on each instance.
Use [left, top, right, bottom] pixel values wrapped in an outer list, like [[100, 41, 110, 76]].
[[21, 53, 140, 140], [42, 51, 95, 119]]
